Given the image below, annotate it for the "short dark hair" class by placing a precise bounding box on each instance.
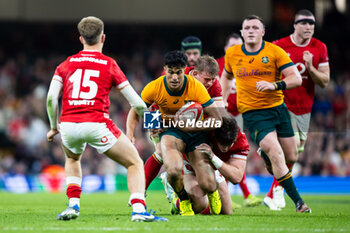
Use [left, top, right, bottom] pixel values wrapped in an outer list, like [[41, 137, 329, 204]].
[[214, 115, 239, 146], [164, 50, 187, 68], [78, 16, 104, 45], [194, 55, 219, 77], [295, 9, 315, 20], [225, 33, 242, 46], [243, 15, 265, 28], [181, 36, 202, 52]]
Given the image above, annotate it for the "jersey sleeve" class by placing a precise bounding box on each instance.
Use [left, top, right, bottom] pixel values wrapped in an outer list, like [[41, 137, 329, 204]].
[[110, 60, 129, 89], [318, 42, 329, 67], [274, 45, 294, 72], [53, 59, 69, 82], [53, 66, 64, 83], [141, 81, 156, 107], [230, 129, 250, 159]]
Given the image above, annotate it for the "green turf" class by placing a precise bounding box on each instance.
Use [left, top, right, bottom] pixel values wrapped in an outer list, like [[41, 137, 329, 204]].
[[1, 192, 349, 233]]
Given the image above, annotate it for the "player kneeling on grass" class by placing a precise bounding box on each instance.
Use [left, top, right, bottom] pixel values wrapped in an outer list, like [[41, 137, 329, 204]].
[[46, 16, 167, 222], [165, 115, 249, 214]]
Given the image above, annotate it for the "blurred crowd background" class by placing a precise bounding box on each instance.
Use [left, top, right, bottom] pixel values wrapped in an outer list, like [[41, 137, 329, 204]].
[[0, 0, 349, 178]]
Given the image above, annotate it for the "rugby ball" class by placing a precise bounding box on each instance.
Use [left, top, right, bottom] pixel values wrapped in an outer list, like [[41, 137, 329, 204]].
[[175, 101, 203, 121]]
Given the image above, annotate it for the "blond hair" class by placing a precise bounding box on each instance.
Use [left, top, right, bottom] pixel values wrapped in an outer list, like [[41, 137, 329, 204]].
[[194, 55, 219, 76], [77, 16, 104, 45]]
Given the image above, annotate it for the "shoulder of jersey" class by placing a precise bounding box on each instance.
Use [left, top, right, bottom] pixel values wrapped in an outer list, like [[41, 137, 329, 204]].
[[310, 37, 325, 47], [264, 40, 275, 48], [185, 66, 194, 74], [272, 36, 290, 46], [149, 75, 164, 85]]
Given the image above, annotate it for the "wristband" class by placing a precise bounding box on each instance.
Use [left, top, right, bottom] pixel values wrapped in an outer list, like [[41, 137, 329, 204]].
[[274, 81, 286, 90], [273, 82, 278, 90], [211, 155, 223, 169]]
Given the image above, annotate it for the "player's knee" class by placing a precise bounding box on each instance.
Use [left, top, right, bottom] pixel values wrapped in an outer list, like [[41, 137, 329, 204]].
[[286, 155, 298, 164], [285, 147, 298, 164], [122, 151, 144, 168], [232, 172, 244, 184], [134, 156, 144, 168]]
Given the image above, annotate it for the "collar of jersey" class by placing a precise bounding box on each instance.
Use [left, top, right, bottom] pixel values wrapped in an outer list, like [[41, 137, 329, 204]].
[[241, 41, 265, 55], [163, 75, 187, 96], [290, 34, 311, 47], [81, 50, 100, 52]]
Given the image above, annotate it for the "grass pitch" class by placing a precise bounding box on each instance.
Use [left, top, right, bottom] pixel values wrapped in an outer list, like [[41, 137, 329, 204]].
[[1, 192, 349, 233]]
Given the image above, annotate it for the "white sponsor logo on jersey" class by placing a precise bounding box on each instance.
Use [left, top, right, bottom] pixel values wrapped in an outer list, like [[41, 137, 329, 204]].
[[70, 57, 108, 65]]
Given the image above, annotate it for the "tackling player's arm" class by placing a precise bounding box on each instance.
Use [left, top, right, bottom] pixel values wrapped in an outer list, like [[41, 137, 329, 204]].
[[180, 78, 223, 132], [203, 101, 222, 126], [214, 99, 225, 111], [195, 79, 223, 128], [196, 143, 246, 184], [303, 51, 330, 88], [46, 75, 63, 142], [180, 101, 222, 133]]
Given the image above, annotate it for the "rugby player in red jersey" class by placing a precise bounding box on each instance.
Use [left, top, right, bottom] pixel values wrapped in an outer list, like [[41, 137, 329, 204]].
[[46, 16, 167, 222], [263, 9, 330, 210], [168, 115, 250, 215]]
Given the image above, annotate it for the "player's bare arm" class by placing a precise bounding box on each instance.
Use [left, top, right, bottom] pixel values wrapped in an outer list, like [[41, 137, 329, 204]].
[[179, 102, 222, 133], [196, 143, 246, 184], [303, 51, 330, 88], [281, 65, 302, 88], [122, 84, 148, 143], [204, 102, 222, 126], [126, 108, 139, 144], [213, 99, 227, 116], [256, 65, 302, 92]]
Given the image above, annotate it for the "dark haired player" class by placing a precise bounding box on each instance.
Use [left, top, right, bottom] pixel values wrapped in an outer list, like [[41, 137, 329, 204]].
[[127, 51, 222, 216]]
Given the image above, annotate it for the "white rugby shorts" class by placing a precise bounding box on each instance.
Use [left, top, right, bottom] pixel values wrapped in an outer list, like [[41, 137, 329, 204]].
[[288, 111, 311, 141], [59, 121, 121, 154]]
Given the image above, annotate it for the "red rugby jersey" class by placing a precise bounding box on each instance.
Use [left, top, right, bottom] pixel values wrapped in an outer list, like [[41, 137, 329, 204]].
[[273, 35, 329, 115], [53, 50, 128, 122], [209, 128, 249, 162]]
